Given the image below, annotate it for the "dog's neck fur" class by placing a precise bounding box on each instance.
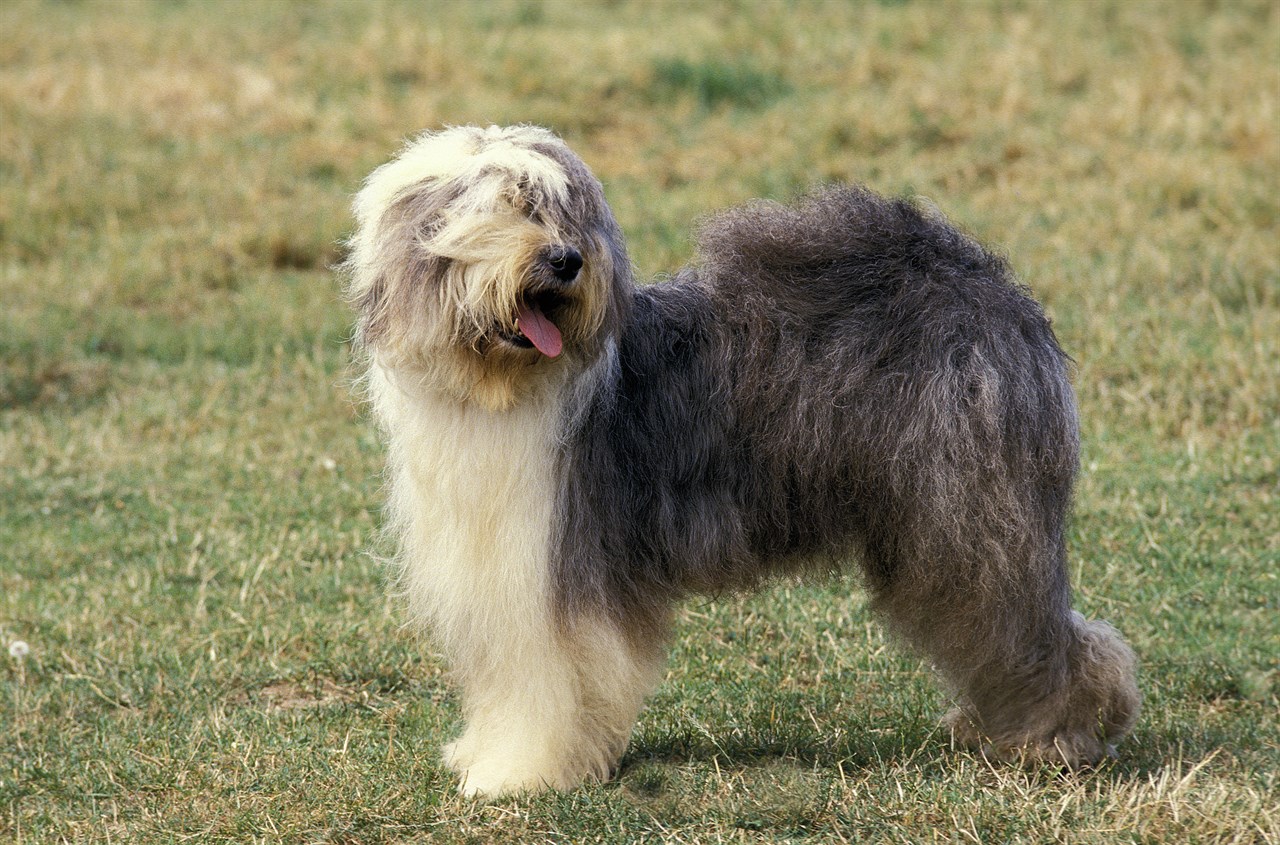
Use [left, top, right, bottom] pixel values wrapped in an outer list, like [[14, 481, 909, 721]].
[[371, 362, 564, 644]]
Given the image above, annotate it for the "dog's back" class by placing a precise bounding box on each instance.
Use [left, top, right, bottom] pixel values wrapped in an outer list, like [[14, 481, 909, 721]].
[[558, 185, 1076, 606]]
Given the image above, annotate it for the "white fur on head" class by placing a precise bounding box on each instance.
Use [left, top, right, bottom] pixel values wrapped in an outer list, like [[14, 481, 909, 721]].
[[345, 125, 627, 410]]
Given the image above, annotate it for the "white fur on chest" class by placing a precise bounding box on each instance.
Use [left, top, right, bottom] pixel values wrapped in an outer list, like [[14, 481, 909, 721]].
[[370, 364, 563, 661]]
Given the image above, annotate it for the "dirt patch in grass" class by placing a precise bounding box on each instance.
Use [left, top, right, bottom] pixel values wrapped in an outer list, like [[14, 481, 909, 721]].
[[237, 678, 356, 712]]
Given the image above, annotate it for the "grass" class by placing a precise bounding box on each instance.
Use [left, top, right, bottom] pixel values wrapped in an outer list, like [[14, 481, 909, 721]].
[[1, 0, 1276, 841]]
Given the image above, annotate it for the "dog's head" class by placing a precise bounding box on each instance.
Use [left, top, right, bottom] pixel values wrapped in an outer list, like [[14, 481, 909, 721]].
[[345, 125, 630, 409]]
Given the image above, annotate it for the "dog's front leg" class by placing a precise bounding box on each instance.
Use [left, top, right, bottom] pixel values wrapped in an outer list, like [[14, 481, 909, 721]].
[[441, 604, 664, 797]]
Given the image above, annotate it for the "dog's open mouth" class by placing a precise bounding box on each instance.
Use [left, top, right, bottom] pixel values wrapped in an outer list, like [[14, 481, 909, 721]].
[[505, 290, 567, 358]]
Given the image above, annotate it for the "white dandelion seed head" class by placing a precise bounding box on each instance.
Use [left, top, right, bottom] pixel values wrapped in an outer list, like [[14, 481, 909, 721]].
[[9, 640, 30, 659]]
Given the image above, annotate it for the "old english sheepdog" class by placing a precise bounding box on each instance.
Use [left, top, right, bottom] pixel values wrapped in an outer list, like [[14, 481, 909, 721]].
[[344, 124, 1140, 796]]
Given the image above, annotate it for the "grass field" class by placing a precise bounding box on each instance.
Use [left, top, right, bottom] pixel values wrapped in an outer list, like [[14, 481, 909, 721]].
[[2, 0, 1277, 842]]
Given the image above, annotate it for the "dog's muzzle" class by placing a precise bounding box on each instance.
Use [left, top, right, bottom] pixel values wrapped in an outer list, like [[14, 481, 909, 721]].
[[503, 245, 583, 358], [545, 246, 583, 283]]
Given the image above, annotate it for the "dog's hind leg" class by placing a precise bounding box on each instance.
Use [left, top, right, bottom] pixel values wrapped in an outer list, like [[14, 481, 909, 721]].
[[859, 348, 1140, 766], [866, 505, 1140, 767]]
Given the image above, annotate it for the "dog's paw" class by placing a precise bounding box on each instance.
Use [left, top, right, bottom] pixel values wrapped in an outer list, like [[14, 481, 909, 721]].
[[1013, 729, 1114, 770], [441, 733, 479, 774], [943, 707, 1114, 769], [442, 731, 566, 797], [943, 707, 987, 752], [454, 756, 561, 798]]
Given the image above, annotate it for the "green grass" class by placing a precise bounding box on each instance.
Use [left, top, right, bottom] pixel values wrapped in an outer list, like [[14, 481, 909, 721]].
[[2, 0, 1277, 841]]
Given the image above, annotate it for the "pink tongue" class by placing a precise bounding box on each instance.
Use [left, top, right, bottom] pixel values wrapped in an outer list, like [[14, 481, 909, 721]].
[[516, 303, 562, 358]]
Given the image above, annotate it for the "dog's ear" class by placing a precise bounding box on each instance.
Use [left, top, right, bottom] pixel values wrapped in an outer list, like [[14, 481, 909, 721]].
[[350, 267, 387, 348], [346, 177, 459, 349], [350, 248, 452, 350]]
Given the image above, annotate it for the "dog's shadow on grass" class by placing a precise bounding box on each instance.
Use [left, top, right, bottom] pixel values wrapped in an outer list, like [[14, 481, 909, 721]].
[[620, 718, 944, 778], [617, 718, 1170, 793]]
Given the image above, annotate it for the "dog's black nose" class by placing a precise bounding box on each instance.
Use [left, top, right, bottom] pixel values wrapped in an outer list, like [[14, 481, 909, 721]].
[[546, 246, 583, 282]]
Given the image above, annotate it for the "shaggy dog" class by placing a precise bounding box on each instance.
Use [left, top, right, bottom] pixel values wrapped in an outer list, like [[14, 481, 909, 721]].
[[344, 125, 1140, 797]]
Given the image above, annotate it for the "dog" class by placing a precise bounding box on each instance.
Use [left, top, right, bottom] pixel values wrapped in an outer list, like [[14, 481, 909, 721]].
[[343, 124, 1140, 797]]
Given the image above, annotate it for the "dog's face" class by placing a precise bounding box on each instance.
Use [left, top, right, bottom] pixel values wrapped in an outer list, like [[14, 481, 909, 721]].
[[346, 125, 629, 409]]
